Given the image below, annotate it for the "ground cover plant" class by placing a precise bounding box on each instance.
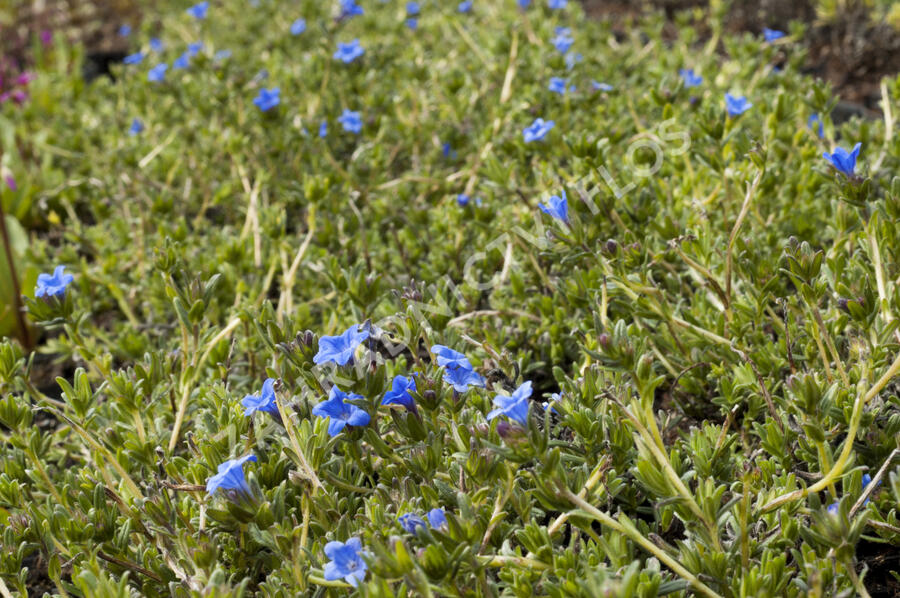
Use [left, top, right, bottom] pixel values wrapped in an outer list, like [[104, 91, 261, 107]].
[[2, 0, 900, 596]]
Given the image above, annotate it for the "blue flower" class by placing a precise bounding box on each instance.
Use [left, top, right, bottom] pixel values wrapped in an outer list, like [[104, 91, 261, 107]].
[[206, 454, 256, 497], [187, 41, 204, 57], [253, 87, 281, 112], [173, 52, 190, 69], [538, 190, 568, 222], [215, 49, 232, 61], [459, 0, 473, 13], [241, 378, 280, 417], [427, 508, 447, 529], [323, 538, 367, 587], [118, 24, 132, 37], [123, 52, 145, 65], [523, 118, 555, 143], [679, 68, 702, 88], [487, 381, 532, 426], [382, 375, 417, 412], [148, 63, 167, 82], [564, 51, 582, 70], [518, 0, 531, 7], [548, 0, 567, 8], [149, 38, 164, 52], [724, 93, 752, 117], [290, 18, 307, 35], [762, 28, 785, 42], [314, 324, 369, 365], [431, 345, 474, 370], [334, 39, 364, 63], [128, 118, 144, 136], [457, 194, 470, 206], [548, 77, 565, 94], [808, 113, 824, 139], [319, 120, 328, 138], [443, 366, 485, 393], [338, 109, 363, 134], [442, 142, 457, 159], [827, 473, 876, 514], [406, 18, 418, 29], [591, 81, 614, 92], [187, 1, 209, 19], [398, 513, 427, 533], [407, 2, 420, 15], [551, 27, 574, 54], [35, 266, 74, 299], [339, 0, 364, 19], [542, 392, 562, 413], [312, 387, 370, 436], [823, 142, 862, 177]]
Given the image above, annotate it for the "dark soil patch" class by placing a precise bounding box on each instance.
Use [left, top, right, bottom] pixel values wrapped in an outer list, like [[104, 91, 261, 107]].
[[856, 538, 900, 597], [582, 0, 900, 114]]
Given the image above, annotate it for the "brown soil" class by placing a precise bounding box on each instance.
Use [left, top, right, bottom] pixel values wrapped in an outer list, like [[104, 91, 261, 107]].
[[582, 0, 900, 113]]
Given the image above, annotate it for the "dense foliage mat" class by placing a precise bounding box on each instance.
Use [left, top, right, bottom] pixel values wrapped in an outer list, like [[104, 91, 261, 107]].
[[2, 0, 900, 596]]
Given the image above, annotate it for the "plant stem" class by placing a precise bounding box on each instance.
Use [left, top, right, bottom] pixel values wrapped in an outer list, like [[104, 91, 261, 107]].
[[564, 490, 724, 598], [0, 200, 30, 349], [762, 350, 900, 511]]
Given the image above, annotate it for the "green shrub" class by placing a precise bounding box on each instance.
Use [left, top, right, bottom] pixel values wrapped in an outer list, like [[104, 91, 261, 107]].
[[2, 1, 900, 596]]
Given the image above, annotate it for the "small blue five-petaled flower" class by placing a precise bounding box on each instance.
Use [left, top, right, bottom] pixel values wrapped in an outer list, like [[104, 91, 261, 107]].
[[173, 53, 190, 69], [118, 24, 131, 37], [290, 18, 307, 35], [762, 28, 785, 42], [430, 345, 484, 392], [187, 41, 204, 57], [406, 18, 418, 29], [338, 109, 363, 134], [319, 120, 328, 138], [314, 324, 369, 365], [148, 63, 167, 82], [548, 77, 571, 95], [323, 538, 367, 587], [539, 190, 568, 223], [487, 381, 533, 426], [724, 93, 752, 117], [339, 0, 364, 19], [399, 508, 447, 533], [35, 266, 74, 299], [241, 378, 280, 417], [334, 39, 364, 63], [592, 81, 614, 92], [828, 473, 874, 514], [548, 0, 567, 8], [206, 454, 256, 497], [551, 27, 574, 54], [129, 118, 144, 136], [253, 87, 281, 112], [149, 38, 164, 52], [187, 1, 209, 19], [406, 2, 420, 15], [398, 513, 427, 533], [459, 0, 473, 13], [823, 143, 861, 177], [312, 386, 371, 436], [523, 118, 555, 143], [808, 113, 824, 139], [679, 68, 702, 88], [431, 345, 474, 370], [124, 52, 145, 65], [382, 374, 418, 413], [427, 508, 447, 528], [518, 0, 531, 7]]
